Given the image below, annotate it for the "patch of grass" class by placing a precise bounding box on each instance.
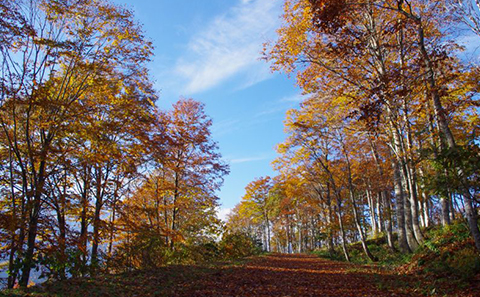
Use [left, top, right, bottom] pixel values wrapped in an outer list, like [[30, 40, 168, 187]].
[[311, 249, 345, 261]]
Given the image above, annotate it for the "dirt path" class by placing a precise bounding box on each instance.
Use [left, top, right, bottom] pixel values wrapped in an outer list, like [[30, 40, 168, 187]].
[[9, 254, 420, 297], [165, 254, 413, 297]]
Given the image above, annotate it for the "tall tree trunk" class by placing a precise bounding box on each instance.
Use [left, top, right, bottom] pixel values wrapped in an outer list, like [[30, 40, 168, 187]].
[[326, 188, 335, 256], [91, 166, 104, 272], [57, 208, 67, 280], [382, 191, 396, 251], [364, 4, 418, 250], [108, 180, 119, 259], [78, 165, 91, 271], [402, 173, 419, 250], [170, 171, 180, 250], [19, 192, 42, 287], [54, 169, 68, 280], [286, 214, 292, 254], [394, 161, 411, 253], [297, 220, 302, 253], [367, 190, 378, 236], [335, 202, 350, 262], [441, 197, 451, 226], [19, 158, 47, 287], [417, 166, 431, 228], [376, 193, 383, 233], [464, 196, 480, 251], [390, 122, 418, 250], [7, 149, 20, 289], [401, 161, 424, 244], [266, 214, 271, 252]]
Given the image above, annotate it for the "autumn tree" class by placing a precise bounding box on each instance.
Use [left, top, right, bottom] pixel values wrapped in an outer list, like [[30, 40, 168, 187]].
[[241, 177, 274, 251], [0, 0, 156, 286], [115, 98, 229, 269]]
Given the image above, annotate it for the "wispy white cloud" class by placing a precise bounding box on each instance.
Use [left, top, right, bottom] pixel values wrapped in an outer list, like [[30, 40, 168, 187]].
[[229, 156, 270, 164], [211, 118, 241, 137], [254, 92, 306, 117], [255, 105, 287, 117], [174, 0, 281, 94], [280, 93, 308, 103]]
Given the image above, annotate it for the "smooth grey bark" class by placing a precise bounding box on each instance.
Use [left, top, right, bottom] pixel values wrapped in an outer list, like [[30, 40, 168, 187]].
[[394, 161, 411, 253], [367, 190, 378, 236], [376, 193, 384, 233], [265, 213, 271, 252], [335, 203, 351, 262], [401, 168, 419, 250], [382, 191, 396, 251], [401, 161, 424, 244]]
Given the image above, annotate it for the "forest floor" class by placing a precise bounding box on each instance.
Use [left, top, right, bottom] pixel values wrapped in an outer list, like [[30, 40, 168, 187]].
[[2, 253, 479, 296]]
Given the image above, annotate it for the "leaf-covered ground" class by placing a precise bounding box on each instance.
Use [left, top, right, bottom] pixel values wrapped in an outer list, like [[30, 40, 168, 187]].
[[2, 254, 478, 296]]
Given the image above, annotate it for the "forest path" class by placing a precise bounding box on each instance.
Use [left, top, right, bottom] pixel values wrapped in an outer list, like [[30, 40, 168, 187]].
[[9, 254, 420, 297], [161, 253, 413, 297]]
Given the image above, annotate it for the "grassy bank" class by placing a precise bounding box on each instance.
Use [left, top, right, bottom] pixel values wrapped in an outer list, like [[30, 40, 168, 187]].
[[313, 221, 480, 295]]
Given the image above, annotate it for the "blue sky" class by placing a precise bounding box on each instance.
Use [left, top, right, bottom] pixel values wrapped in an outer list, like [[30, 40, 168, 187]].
[[110, 0, 302, 219]]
